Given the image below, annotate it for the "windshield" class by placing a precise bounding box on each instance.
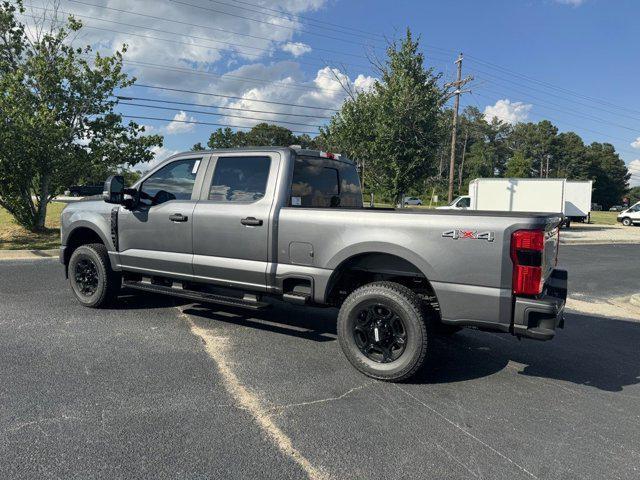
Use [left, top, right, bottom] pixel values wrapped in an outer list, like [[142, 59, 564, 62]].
[[449, 196, 470, 207]]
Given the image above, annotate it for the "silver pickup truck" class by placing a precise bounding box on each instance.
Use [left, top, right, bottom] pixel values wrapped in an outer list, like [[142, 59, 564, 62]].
[[60, 147, 567, 381]]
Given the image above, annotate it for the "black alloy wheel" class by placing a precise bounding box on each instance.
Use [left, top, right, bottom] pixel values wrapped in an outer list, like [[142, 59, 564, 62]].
[[74, 258, 99, 297], [352, 303, 407, 363]]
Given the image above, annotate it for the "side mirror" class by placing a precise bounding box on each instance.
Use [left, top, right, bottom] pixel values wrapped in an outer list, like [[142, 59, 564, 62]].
[[103, 175, 125, 204]]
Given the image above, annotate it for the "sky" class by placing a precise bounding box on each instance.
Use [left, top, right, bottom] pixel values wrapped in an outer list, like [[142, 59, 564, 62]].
[[22, 0, 640, 185]]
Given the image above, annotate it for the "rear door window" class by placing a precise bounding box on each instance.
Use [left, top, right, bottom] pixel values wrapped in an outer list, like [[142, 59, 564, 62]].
[[290, 157, 362, 208], [208, 156, 271, 203]]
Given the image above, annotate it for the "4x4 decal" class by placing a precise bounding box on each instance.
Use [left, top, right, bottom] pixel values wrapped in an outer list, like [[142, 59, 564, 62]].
[[442, 229, 495, 242]]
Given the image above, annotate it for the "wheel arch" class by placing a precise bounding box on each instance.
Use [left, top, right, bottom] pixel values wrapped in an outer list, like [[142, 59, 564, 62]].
[[323, 246, 439, 310], [63, 224, 109, 266]]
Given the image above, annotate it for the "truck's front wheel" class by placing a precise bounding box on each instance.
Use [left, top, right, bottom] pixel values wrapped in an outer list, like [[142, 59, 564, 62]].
[[337, 281, 430, 382], [68, 243, 121, 308]]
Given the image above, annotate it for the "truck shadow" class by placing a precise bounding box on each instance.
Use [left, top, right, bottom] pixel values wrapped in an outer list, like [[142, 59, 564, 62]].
[[182, 302, 338, 343], [413, 312, 640, 393], [119, 292, 639, 393]]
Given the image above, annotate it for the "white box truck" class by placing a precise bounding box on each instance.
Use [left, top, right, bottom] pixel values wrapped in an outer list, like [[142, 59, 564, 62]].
[[564, 180, 593, 224], [440, 178, 591, 227], [469, 177, 565, 212]]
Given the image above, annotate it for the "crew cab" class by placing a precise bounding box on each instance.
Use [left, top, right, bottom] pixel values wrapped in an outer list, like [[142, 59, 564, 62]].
[[60, 147, 567, 381]]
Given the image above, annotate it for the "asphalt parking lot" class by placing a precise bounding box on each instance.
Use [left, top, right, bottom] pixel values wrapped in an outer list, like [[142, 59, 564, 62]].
[[1, 245, 639, 479]]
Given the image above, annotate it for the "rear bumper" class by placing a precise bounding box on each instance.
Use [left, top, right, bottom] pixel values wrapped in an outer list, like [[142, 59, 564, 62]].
[[513, 269, 567, 341]]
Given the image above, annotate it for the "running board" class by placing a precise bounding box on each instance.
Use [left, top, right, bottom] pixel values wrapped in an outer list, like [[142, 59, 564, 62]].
[[123, 280, 270, 310]]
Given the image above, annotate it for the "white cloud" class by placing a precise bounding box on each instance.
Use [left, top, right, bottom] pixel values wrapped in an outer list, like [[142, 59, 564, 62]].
[[629, 160, 640, 187], [281, 42, 312, 57], [164, 111, 196, 135], [133, 146, 181, 173], [631, 137, 640, 149], [33, 0, 331, 87], [354, 74, 377, 92], [553, 0, 586, 6], [213, 64, 377, 132], [483, 99, 532, 125]]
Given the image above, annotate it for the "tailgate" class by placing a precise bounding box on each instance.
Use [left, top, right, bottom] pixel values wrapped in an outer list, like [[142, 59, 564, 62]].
[[542, 220, 561, 283]]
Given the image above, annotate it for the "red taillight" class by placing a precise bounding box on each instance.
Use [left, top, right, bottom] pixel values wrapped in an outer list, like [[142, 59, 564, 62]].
[[511, 229, 545, 296]]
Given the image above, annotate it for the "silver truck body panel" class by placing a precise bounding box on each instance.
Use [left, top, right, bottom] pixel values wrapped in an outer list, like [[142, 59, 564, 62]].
[[61, 147, 563, 333]]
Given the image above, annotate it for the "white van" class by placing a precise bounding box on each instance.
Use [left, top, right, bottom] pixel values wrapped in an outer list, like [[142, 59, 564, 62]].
[[617, 202, 640, 226]]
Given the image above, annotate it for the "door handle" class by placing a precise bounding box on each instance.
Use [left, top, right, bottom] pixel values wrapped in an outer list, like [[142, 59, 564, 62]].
[[169, 213, 188, 222], [241, 217, 263, 226]]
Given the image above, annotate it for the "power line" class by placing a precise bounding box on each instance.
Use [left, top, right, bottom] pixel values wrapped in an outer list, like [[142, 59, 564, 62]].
[[167, 0, 381, 48], [474, 93, 626, 152], [229, 0, 383, 38], [131, 84, 340, 112], [123, 115, 319, 135], [466, 55, 640, 117], [476, 82, 640, 133], [22, 7, 372, 76], [64, 0, 640, 121], [63, 0, 373, 61], [86, 56, 346, 95], [116, 95, 331, 119], [470, 65, 640, 123], [205, 0, 382, 42], [118, 101, 323, 128]]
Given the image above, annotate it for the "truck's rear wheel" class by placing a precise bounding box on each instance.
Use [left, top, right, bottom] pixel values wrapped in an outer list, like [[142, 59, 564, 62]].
[[68, 243, 120, 308], [337, 281, 430, 382]]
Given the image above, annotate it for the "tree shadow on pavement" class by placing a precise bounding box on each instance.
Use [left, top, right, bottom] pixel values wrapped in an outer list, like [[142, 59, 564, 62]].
[[412, 312, 640, 392]]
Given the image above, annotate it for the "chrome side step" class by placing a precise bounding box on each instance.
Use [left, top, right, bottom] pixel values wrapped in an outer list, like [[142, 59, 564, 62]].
[[123, 280, 270, 310]]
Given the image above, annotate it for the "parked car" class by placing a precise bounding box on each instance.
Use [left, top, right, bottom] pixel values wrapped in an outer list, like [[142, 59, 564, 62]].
[[617, 202, 640, 226], [609, 205, 624, 212], [67, 185, 104, 197], [60, 147, 567, 382], [402, 196, 422, 206]]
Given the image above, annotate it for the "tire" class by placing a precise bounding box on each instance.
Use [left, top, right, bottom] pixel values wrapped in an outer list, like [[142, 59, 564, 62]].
[[68, 243, 121, 308], [621, 217, 632, 226], [337, 281, 430, 382]]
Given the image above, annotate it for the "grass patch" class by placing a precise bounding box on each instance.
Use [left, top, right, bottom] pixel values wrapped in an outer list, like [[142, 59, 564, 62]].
[[589, 211, 619, 225], [0, 202, 65, 250]]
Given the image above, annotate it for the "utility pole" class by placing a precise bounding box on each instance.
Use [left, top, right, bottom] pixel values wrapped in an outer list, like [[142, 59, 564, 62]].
[[445, 53, 473, 203], [458, 131, 468, 194]]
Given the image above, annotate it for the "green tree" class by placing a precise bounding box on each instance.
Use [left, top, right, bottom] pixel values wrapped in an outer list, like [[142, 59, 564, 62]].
[[191, 142, 205, 151], [504, 151, 534, 177], [204, 123, 310, 149], [628, 186, 640, 205], [553, 132, 588, 179], [510, 120, 558, 177], [321, 29, 444, 203], [0, 1, 161, 231], [586, 142, 630, 208]]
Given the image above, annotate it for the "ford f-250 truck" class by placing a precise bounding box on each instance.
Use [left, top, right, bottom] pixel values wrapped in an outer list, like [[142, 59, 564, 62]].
[[60, 147, 567, 381]]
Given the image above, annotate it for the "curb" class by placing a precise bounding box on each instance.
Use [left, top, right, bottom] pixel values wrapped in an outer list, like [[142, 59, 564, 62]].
[[561, 240, 640, 246], [0, 249, 60, 260]]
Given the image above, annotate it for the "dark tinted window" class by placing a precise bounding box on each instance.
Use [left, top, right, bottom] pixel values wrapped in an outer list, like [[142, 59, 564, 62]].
[[140, 158, 200, 206], [291, 157, 362, 208], [458, 197, 470, 208], [209, 156, 271, 203]]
